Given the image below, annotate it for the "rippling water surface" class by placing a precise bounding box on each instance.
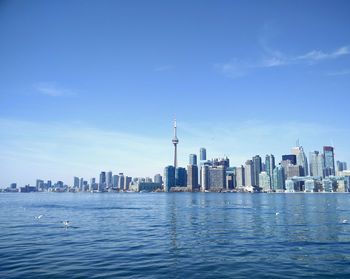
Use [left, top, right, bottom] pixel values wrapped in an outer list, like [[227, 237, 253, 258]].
[[1, 193, 350, 278]]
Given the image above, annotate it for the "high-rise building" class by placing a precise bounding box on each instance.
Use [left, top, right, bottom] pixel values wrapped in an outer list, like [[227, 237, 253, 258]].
[[189, 154, 197, 166], [291, 145, 309, 176], [208, 166, 226, 191], [73, 177, 80, 188], [200, 148, 207, 161], [107, 171, 113, 187], [285, 164, 302, 178], [272, 165, 285, 191], [154, 174, 163, 184], [282, 154, 297, 165], [265, 154, 275, 178], [201, 165, 209, 192], [259, 171, 271, 192], [79, 177, 84, 190], [164, 166, 175, 192], [323, 146, 335, 176], [112, 175, 119, 188], [252, 155, 262, 187], [172, 120, 179, 169], [309, 151, 324, 178], [118, 173, 125, 190], [99, 172, 106, 186], [124, 176, 132, 190], [235, 165, 245, 187], [212, 157, 230, 168], [187, 165, 198, 191], [336, 161, 348, 176], [175, 167, 187, 187], [244, 160, 255, 187]]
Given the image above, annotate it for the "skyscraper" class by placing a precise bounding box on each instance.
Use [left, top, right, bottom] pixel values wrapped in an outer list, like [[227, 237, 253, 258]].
[[112, 175, 119, 188], [164, 165, 175, 192], [244, 160, 255, 188], [252, 155, 262, 187], [323, 146, 335, 176], [272, 165, 285, 191], [107, 171, 113, 187], [235, 165, 245, 187], [118, 173, 125, 190], [154, 174, 163, 184], [73, 177, 79, 188], [309, 151, 324, 178], [187, 165, 198, 191], [265, 154, 275, 178], [200, 148, 207, 161], [201, 165, 209, 192], [208, 166, 226, 191], [291, 145, 309, 176], [172, 120, 179, 169], [189, 154, 197, 166], [259, 171, 271, 192], [175, 167, 187, 187]]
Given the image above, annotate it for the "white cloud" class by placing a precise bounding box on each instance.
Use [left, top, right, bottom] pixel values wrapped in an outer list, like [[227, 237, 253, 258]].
[[34, 82, 76, 97], [297, 46, 350, 61]]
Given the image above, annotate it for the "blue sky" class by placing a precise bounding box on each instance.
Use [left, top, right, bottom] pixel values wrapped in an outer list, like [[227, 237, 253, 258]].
[[1, 0, 350, 186]]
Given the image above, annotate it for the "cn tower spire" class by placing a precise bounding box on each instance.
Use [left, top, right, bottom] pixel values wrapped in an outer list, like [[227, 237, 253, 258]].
[[172, 119, 179, 169]]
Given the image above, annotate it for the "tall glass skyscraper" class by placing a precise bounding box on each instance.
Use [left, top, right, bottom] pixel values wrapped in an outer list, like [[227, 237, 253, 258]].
[[164, 166, 175, 192], [291, 145, 309, 176], [272, 165, 285, 191], [200, 148, 207, 161], [175, 167, 187, 187], [309, 151, 324, 178], [323, 146, 335, 176], [252, 155, 262, 187], [189, 154, 197, 166]]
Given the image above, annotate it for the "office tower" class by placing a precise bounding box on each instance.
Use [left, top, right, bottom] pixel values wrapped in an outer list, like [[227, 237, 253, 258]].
[[236, 165, 245, 187], [175, 167, 187, 187], [309, 151, 324, 178], [265, 154, 275, 178], [212, 157, 230, 168], [154, 174, 163, 184], [285, 165, 302, 178], [172, 119, 179, 169], [124, 176, 132, 190], [99, 172, 106, 185], [336, 161, 348, 176], [74, 177, 79, 188], [189, 154, 197, 166], [112, 175, 119, 188], [118, 173, 125, 190], [164, 166, 175, 192], [47, 180, 52, 189], [201, 165, 209, 192], [272, 165, 285, 191], [259, 171, 271, 192], [291, 145, 309, 176], [282, 154, 297, 165], [200, 148, 207, 161], [79, 177, 84, 190], [226, 173, 235, 190], [107, 171, 113, 187], [187, 165, 198, 191], [244, 160, 255, 187], [323, 146, 335, 176], [252, 155, 262, 187], [208, 166, 226, 191]]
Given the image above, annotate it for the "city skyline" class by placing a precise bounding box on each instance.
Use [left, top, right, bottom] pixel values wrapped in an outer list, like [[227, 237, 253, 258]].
[[1, 1, 350, 186]]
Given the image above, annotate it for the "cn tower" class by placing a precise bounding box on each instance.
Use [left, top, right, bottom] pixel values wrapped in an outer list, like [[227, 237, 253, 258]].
[[172, 119, 179, 169]]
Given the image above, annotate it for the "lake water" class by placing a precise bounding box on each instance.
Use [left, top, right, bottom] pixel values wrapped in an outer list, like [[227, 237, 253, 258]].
[[1, 192, 350, 278]]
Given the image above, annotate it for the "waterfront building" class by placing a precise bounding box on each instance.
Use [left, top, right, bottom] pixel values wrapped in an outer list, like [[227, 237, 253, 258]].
[[201, 165, 209, 192], [187, 165, 198, 191], [124, 176, 132, 190], [118, 173, 125, 190], [285, 179, 295, 192], [99, 171, 106, 187], [323, 179, 333, 192], [272, 165, 285, 191], [265, 154, 275, 178], [304, 179, 315, 192], [259, 171, 271, 192], [164, 166, 175, 192], [285, 164, 302, 178], [336, 179, 348, 192], [244, 160, 255, 188], [175, 167, 187, 187], [323, 146, 335, 176], [235, 165, 245, 187], [309, 151, 324, 178], [189, 154, 197, 166], [253, 155, 262, 187], [107, 171, 113, 187], [212, 157, 230, 168], [208, 166, 226, 191], [336, 161, 348, 176], [112, 175, 119, 188], [73, 177, 79, 188], [129, 182, 162, 192], [154, 174, 163, 184]]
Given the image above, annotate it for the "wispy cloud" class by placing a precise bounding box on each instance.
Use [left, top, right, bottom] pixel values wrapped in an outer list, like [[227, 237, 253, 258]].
[[34, 82, 76, 97], [215, 45, 350, 78], [154, 65, 174, 72], [326, 69, 350, 76]]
